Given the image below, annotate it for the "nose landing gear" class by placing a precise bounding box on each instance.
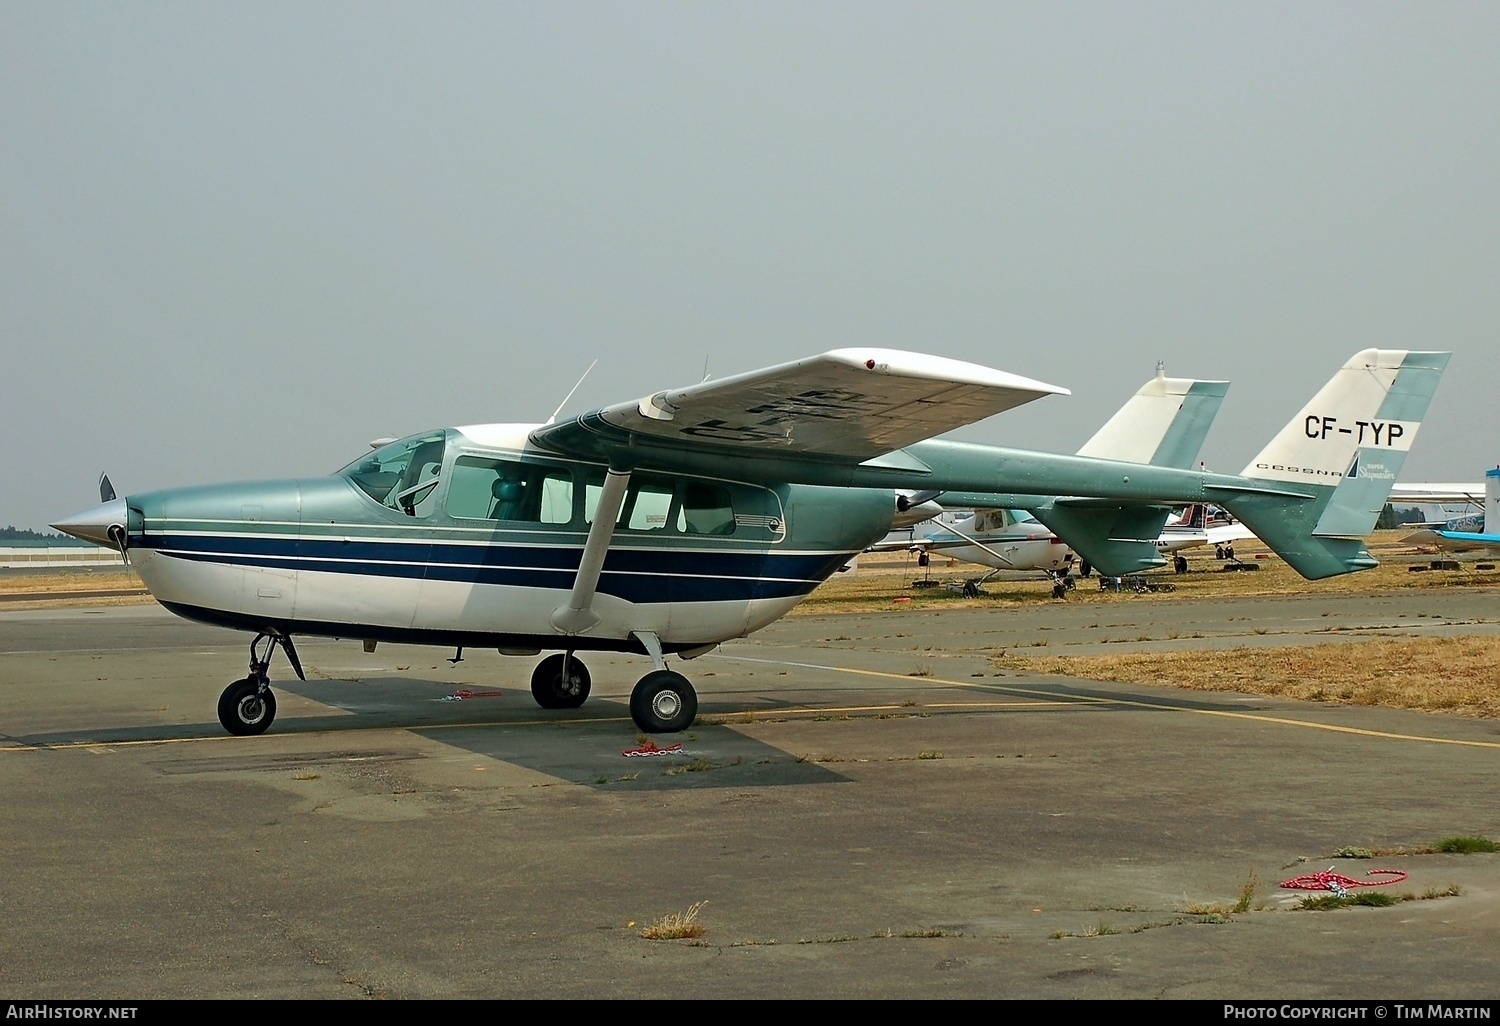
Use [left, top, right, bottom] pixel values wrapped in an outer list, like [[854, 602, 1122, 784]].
[[217, 631, 304, 736]]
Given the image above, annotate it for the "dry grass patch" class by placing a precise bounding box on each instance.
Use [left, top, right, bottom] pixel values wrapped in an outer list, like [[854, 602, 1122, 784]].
[[640, 901, 707, 940], [0, 568, 146, 594], [797, 535, 1500, 615], [992, 635, 1500, 717]]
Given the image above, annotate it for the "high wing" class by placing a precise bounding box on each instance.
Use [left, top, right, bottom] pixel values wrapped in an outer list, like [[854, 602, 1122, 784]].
[[532, 349, 1068, 464], [1389, 483, 1485, 505], [1205, 520, 1258, 547]]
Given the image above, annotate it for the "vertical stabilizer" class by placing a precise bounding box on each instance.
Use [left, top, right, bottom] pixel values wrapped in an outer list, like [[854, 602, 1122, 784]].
[[1077, 375, 1229, 468], [1026, 374, 1226, 575], [1222, 349, 1450, 579]]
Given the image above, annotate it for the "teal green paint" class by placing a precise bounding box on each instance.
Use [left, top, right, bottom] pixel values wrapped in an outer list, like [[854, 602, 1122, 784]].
[[1150, 380, 1229, 470], [1030, 502, 1171, 574], [1221, 483, 1378, 580], [1375, 353, 1449, 423], [1311, 448, 1410, 537]]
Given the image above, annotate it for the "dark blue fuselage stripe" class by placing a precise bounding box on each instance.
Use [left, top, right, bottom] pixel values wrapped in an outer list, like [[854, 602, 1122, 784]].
[[145, 535, 846, 602], [137, 532, 839, 577]]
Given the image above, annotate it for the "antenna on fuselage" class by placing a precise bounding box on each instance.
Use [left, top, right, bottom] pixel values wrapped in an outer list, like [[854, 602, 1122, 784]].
[[546, 360, 599, 425]]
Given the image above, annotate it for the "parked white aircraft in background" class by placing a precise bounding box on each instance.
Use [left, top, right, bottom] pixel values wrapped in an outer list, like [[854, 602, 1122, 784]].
[[1401, 468, 1500, 558], [874, 507, 1075, 576], [1154, 503, 1258, 558]]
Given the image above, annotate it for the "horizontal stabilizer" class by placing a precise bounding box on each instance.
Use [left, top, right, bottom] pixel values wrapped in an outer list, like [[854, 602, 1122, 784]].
[[1029, 502, 1172, 575]]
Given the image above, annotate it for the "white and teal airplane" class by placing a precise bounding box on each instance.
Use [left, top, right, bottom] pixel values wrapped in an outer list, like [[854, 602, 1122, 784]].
[[53, 347, 1447, 737], [1401, 467, 1500, 557]]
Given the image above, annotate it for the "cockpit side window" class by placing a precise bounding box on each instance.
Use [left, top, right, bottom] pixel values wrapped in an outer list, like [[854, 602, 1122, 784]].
[[339, 432, 447, 517], [447, 455, 574, 525]]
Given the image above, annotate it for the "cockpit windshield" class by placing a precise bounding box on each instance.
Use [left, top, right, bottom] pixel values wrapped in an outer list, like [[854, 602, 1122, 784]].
[[338, 431, 447, 517]]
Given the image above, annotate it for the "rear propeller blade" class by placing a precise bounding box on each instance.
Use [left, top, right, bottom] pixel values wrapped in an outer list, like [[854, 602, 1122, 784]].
[[99, 474, 116, 503]]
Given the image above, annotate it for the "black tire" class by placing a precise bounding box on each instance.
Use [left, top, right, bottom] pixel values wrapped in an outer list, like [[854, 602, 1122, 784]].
[[218, 678, 276, 736], [530, 654, 591, 709], [629, 670, 697, 734]]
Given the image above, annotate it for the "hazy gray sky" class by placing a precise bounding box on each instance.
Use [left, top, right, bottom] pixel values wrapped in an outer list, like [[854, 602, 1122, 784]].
[[5, 2, 1497, 531]]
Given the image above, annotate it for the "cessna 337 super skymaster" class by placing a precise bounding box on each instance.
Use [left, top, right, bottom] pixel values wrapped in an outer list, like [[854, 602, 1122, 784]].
[[53, 348, 1447, 737]]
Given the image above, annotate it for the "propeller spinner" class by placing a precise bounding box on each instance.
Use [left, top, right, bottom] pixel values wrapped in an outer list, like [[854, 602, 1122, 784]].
[[53, 477, 129, 559]]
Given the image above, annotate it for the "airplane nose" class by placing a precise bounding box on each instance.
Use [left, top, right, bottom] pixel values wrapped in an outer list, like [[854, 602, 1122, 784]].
[[51, 497, 129, 551]]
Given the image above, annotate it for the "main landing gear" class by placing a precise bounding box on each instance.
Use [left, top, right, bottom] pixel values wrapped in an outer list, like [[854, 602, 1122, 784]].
[[630, 669, 697, 734], [217, 631, 304, 736], [530, 653, 591, 709], [526, 650, 698, 734]]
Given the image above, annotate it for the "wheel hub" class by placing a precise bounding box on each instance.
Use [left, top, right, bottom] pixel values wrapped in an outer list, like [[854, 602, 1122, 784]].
[[651, 690, 682, 719]]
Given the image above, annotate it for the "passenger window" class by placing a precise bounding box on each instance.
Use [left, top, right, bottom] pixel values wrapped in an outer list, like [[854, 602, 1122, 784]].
[[584, 472, 677, 532], [681, 482, 735, 535], [447, 456, 574, 524], [624, 479, 675, 531]]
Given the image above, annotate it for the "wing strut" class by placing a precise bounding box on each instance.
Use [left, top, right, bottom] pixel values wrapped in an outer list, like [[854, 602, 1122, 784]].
[[550, 468, 631, 634], [928, 519, 1020, 567]]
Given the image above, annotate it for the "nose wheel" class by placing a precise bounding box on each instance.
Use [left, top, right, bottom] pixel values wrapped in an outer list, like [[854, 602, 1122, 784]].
[[218, 677, 277, 736], [630, 670, 697, 733], [216, 631, 301, 736]]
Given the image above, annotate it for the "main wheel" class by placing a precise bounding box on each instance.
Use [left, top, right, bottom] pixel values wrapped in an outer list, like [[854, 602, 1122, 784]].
[[530, 654, 592, 709], [629, 670, 698, 733], [218, 678, 277, 736]]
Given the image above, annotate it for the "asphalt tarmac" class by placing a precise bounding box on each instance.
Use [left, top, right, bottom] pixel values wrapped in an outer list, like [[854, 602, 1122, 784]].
[[2, 590, 1498, 1000]]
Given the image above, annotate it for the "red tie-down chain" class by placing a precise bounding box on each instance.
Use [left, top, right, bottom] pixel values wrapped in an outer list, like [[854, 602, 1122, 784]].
[[1279, 868, 1409, 896]]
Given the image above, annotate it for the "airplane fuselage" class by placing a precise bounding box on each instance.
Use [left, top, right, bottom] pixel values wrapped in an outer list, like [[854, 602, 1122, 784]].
[[886, 510, 1074, 573], [123, 424, 894, 654]]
